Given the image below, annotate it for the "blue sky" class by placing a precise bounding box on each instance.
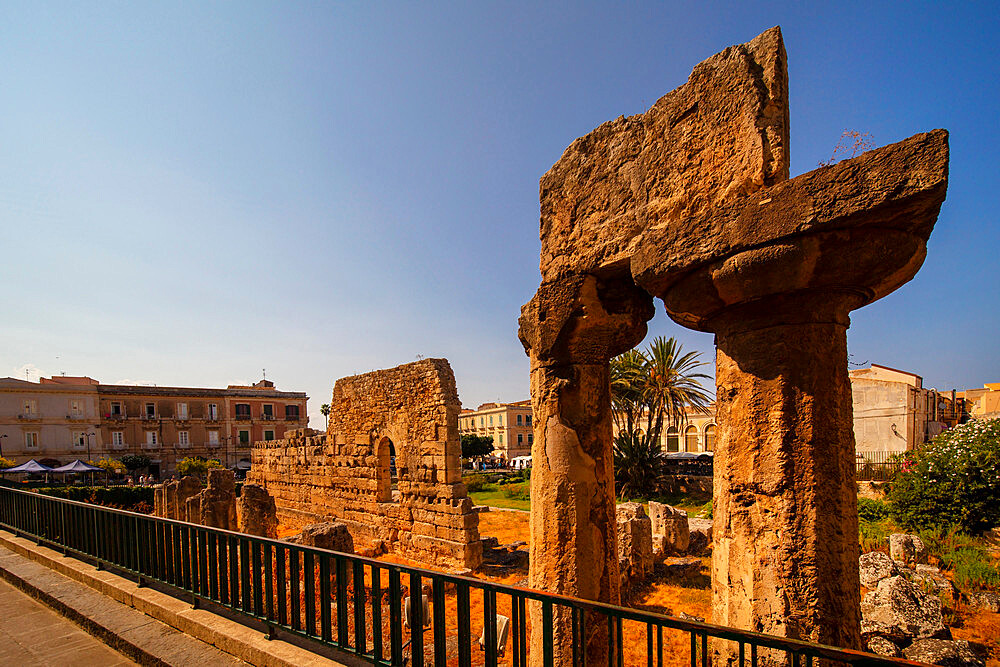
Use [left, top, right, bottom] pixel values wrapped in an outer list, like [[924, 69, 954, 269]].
[[2, 2, 997, 427]]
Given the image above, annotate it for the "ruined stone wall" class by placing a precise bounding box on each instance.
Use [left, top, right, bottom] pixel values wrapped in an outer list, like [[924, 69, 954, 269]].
[[247, 359, 482, 570]]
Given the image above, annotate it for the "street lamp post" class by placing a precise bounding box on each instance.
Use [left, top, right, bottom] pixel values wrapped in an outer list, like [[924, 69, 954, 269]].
[[85, 433, 96, 461], [0, 434, 7, 460]]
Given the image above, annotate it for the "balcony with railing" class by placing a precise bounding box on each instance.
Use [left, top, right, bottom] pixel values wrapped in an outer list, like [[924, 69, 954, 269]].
[[17, 413, 40, 420]]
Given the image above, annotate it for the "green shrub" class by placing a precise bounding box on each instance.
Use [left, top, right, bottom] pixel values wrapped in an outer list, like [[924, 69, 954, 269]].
[[947, 548, 1000, 592], [33, 486, 155, 513], [859, 518, 893, 553], [858, 497, 892, 523], [888, 417, 1000, 534], [502, 482, 530, 501], [463, 474, 489, 493]]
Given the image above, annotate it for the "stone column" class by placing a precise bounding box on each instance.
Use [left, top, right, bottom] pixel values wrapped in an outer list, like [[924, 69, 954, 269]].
[[519, 273, 654, 666], [712, 301, 862, 653]]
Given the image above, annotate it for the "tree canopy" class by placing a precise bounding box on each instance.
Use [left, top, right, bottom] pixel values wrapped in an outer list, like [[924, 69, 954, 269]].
[[461, 433, 494, 458]]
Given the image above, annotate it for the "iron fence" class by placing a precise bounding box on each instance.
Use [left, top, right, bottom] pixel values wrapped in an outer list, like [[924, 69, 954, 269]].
[[855, 451, 907, 482], [0, 486, 917, 666]]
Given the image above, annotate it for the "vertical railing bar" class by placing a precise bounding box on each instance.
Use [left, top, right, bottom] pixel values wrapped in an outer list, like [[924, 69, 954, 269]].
[[646, 622, 653, 667], [304, 550, 316, 636], [456, 582, 471, 667], [276, 545, 287, 627], [431, 576, 445, 667], [511, 594, 521, 667], [657, 624, 663, 667], [264, 542, 274, 620], [290, 549, 301, 632], [690, 631, 697, 667], [389, 567, 403, 667], [252, 540, 263, 617], [240, 537, 251, 613], [411, 573, 423, 667], [336, 557, 348, 647], [354, 560, 366, 655], [228, 535, 239, 610], [371, 566, 383, 663], [751, 643, 758, 667], [320, 554, 332, 642], [484, 587, 497, 667], [541, 600, 553, 667], [616, 616, 624, 667], [701, 632, 708, 667], [199, 528, 209, 597], [739, 641, 745, 667]]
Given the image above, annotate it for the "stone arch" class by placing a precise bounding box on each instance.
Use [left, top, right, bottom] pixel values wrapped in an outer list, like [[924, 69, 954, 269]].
[[375, 436, 396, 503], [704, 423, 717, 452], [684, 425, 699, 452]]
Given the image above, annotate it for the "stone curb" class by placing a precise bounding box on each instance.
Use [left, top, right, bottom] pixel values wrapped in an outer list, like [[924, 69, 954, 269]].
[[0, 529, 349, 667]]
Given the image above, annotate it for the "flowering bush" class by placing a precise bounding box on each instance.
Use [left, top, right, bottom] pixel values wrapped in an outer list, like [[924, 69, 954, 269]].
[[888, 417, 1000, 533]]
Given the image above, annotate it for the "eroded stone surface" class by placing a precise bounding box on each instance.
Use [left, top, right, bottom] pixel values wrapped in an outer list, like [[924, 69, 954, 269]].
[[903, 639, 985, 667], [195, 468, 237, 531], [153, 476, 201, 521], [520, 23, 948, 664], [648, 502, 690, 557], [860, 551, 901, 589], [247, 359, 482, 570], [861, 575, 950, 641], [238, 483, 277, 538], [616, 502, 653, 589], [890, 533, 929, 566]]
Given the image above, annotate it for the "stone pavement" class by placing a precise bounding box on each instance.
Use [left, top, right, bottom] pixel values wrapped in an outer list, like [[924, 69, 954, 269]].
[[0, 577, 135, 666]]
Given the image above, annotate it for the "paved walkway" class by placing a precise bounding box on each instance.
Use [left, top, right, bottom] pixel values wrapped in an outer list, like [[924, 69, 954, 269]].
[[0, 577, 134, 666]]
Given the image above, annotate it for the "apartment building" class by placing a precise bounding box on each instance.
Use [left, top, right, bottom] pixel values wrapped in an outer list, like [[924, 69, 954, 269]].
[[612, 407, 718, 453], [458, 400, 534, 461], [0, 376, 307, 478], [0, 376, 102, 465]]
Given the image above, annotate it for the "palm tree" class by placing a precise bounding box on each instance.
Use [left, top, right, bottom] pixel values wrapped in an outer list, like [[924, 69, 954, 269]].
[[610, 336, 712, 498], [320, 403, 331, 429]]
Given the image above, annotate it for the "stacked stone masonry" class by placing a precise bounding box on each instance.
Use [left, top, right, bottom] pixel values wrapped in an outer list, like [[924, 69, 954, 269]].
[[246, 359, 482, 570]]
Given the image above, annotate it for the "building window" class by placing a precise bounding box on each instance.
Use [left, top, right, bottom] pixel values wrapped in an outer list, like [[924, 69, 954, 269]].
[[264, 430, 275, 441], [111, 432, 124, 448], [110, 402, 123, 417], [526, 415, 532, 426], [685, 425, 699, 452], [527, 434, 533, 445], [705, 424, 716, 452], [285, 405, 300, 420], [178, 431, 189, 448], [517, 414, 523, 426], [21, 399, 37, 416], [25, 432, 39, 449], [238, 430, 250, 445], [518, 434, 523, 445], [499, 433, 503, 445], [666, 427, 680, 452], [72, 431, 86, 449], [480, 417, 484, 427], [489, 416, 493, 426], [145, 403, 156, 418], [262, 404, 274, 420], [499, 415, 503, 426], [145, 431, 158, 447], [176, 403, 188, 420], [235, 404, 251, 419], [208, 430, 220, 446], [69, 399, 84, 417], [208, 403, 218, 420]]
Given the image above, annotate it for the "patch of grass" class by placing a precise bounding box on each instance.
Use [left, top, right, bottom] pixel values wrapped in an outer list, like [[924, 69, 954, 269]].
[[859, 518, 896, 553], [469, 484, 530, 511]]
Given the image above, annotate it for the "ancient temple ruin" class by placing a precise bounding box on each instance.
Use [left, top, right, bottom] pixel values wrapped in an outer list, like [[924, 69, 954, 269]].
[[518, 26, 948, 664], [246, 358, 482, 570]]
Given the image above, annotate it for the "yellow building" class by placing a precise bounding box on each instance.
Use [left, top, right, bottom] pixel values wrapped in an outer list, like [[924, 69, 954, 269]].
[[458, 400, 533, 461], [613, 407, 718, 453], [958, 382, 1000, 419]]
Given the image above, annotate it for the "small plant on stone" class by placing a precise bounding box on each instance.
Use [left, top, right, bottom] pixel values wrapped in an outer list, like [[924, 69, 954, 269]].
[[819, 129, 875, 167]]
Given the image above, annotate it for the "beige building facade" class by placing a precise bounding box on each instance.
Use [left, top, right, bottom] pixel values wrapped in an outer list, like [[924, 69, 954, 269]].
[[0, 376, 102, 465], [613, 408, 718, 453], [958, 382, 1000, 419], [458, 400, 534, 461], [0, 376, 307, 478]]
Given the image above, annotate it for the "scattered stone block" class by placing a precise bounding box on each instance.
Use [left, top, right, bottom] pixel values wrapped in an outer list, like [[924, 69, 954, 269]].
[[648, 502, 689, 557], [903, 639, 985, 667], [865, 635, 902, 657], [294, 522, 355, 554], [687, 518, 713, 556], [859, 551, 900, 589], [861, 575, 949, 642], [238, 483, 277, 538], [965, 591, 999, 613], [616, 503, 653, 587], [890, 533, 928, 566]]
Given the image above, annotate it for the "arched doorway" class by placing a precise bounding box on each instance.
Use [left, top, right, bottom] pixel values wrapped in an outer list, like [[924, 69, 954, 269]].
[[665, 426, 679, 452], [376, 437, 396, 503]]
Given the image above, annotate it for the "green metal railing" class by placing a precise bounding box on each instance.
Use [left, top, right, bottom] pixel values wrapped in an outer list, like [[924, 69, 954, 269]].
[[0, 486, 918, 666]]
